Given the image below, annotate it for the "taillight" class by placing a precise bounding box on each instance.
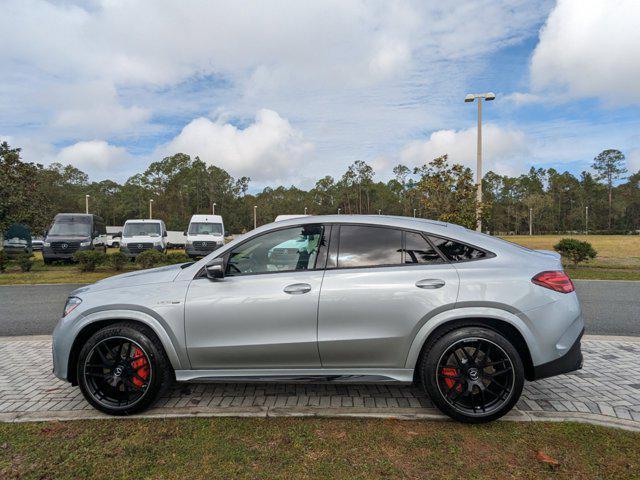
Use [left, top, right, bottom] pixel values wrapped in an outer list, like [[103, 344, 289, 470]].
[[532, 271, 574, 293]]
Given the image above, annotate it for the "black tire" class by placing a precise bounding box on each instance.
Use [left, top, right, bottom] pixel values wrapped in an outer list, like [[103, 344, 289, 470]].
[[76, 322, 173, 415], [419, 327, 524, 423]]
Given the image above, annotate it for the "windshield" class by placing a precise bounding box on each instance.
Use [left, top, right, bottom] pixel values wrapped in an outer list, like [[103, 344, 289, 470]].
[[48, 218, 91, 236], [188, 222, 223, 235], [123, 222, 161, 237]]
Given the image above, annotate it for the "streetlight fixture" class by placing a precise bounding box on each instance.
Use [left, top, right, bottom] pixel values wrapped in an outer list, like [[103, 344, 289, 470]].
[[149, 199, 154, 219], [304, 207, 308, 215], [253, 205, 257, 230], [465, 92, 495, 232], [85, 194, 90, 214], [337, 208, 341, 214], [212, 202, 217, 215]]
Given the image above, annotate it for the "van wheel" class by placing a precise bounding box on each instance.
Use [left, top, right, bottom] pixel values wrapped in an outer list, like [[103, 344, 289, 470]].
[[419, 327, 524, 423], [76, 322, 173, 415]]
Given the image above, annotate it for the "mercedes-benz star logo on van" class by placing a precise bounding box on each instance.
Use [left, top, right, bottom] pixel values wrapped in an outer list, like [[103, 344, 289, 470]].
[[138, 244, 143, 249], [61, 243, 68, 249]]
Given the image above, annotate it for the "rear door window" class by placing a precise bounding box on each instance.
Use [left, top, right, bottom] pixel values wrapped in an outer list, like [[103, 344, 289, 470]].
[[428, 236, 488, 262], [337, 225, 402, 268], [404, 232, 444, 264]]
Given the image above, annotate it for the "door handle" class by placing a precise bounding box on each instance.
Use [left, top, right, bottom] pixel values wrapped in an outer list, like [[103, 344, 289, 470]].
[[283, 283, 312, 295], [415, 279, 445, 289]]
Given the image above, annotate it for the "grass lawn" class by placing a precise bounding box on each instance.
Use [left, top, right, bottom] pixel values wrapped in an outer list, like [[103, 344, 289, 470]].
[[501, 235, 640, 281], [0, 418, 638, 479]]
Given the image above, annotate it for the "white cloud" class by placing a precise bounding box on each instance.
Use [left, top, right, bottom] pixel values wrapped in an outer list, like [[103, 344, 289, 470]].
[[53, 140, 130, 171], [399, 124, 529, 176], [628, 149, 640, 174], [531, 0, 640, 104], [160, 109, 313, 182]]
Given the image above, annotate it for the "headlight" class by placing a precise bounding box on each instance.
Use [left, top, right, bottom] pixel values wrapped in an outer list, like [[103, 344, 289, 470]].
[[120, 241, 127, 247], [63, 297, 82, 317], [186, 241, 192, 247], [43, 242, 50, 247], [80, 241, 91, 247]]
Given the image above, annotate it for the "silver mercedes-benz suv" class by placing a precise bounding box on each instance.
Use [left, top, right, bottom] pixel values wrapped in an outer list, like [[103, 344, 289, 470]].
[[52, 215, 584, 422]]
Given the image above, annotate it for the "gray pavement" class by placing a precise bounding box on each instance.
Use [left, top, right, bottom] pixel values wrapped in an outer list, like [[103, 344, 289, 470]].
[[0, 280, 638, 336], [0, 335, 638, 429]]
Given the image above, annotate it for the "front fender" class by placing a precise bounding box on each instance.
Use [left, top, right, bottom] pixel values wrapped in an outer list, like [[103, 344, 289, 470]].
[[404, 304, 540, 369]]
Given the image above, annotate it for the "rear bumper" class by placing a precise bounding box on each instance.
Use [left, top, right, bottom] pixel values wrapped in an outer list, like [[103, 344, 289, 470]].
[[531, 328, 584, 380]]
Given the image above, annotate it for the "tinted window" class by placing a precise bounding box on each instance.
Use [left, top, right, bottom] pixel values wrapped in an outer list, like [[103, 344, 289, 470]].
[[189, 222, 223, 235], [48, 216, 92, 236], [404, 232, 443, 264], [428, 236, 488, 262], [124, 222, 161, 237], [338, 225, 402, 268], [227, 225, 324, 275]]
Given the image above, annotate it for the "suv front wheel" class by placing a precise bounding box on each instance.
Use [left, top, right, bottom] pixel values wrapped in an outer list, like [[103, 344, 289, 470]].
[[76, 322, 173, 415], [419, 327, 525, 423]]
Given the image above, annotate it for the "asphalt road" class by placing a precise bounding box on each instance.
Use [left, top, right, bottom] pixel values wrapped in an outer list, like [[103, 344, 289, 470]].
[[0, 280, 638, 337]]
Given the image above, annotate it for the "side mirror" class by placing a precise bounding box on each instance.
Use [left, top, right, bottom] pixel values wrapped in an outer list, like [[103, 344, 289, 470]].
[[114, 232, 122, 238], [43, 230, 48, 237], [183, 230, 188, 236], [163, 231, 168, 237], [224, 231, 230, 237], [205, 257, 225, 280]]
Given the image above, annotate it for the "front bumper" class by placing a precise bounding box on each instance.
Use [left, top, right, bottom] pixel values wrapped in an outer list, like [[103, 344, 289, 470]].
[[185, 243, 221, 257], [120, 245, 164, 258], [43, 244, 92, 260], [532, 328, 584, 380]]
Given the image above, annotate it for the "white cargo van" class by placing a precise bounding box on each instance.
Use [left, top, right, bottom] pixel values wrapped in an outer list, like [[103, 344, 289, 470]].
[[120, 219, 167, 258], [185, 214, 225, 259]]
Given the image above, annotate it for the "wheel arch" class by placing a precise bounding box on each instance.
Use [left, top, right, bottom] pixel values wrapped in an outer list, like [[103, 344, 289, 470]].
[[66, 315, 183, 385], [406, 312, 537, 382]]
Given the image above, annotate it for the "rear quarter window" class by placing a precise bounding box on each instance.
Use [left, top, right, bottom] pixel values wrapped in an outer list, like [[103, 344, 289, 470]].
[[427, 236, 492, 262]]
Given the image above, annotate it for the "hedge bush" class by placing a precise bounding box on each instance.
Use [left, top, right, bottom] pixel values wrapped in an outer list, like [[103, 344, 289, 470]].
[[16, 253, 34, 272], [73, 250, 107, 272], [554, 238, 597, 266], [164, 252, 190, 265], [108, 251, 128, 271], [136, 249, 165, 269], [0, 251, 7, 272]]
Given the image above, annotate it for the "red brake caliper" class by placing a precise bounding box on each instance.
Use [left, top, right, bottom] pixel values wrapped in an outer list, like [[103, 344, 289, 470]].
[[441, 367, 461, 392], [131, 347, 149, 388]]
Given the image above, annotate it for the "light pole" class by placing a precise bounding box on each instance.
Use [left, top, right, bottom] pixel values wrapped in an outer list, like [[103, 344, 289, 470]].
[[337, 208, 341, 214], [253, 205, 257, 230], [529, 208, 533, 236], [378, 209, 381, 215], [304, 207, 307, 215], [413, 208, 416, 218], [465, 92, 495, 232], [85, 194, 90, 214], [585, 206, 589, 234], [212, 202, 217, 215], [149, 199, 154, 219]]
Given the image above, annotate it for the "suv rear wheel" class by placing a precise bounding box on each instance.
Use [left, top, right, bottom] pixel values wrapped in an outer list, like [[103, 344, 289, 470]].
[[76, 322, 173, 415], [419, 326, 524, 423]]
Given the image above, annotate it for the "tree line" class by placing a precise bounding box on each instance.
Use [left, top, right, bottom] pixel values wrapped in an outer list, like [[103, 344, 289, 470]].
[[1, 141, 638, 235]]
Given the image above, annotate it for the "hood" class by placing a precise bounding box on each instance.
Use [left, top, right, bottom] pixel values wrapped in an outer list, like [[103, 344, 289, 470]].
[[72, 263, 184, 295]]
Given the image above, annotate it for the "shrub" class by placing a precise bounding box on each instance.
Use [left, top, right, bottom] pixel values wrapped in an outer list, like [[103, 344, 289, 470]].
[[0, 251, 7, 272], [554, 238, 597, 266], [74, 250, 106, 272], [136, 249, 165, 269], [164, 252, 190, 264], [16, 253, 34, 272], [108, 251, 128, 271]]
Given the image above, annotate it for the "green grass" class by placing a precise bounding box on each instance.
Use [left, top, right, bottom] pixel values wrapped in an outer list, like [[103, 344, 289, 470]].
[[0, 418, 638, 479]]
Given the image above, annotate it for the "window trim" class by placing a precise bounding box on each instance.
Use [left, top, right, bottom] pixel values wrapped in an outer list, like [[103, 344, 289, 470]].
[[221, 223, 329, 278]]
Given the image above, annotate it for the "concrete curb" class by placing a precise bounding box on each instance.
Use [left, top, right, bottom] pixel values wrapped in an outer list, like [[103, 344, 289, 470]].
[[1, 405, 638, 432]]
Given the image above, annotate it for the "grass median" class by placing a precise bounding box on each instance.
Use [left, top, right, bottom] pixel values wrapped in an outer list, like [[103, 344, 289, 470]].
[[0, 417, 638, 479]]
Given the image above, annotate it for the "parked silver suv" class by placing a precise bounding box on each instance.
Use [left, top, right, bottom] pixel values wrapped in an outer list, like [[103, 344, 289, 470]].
[[52, 215, 584, 422]]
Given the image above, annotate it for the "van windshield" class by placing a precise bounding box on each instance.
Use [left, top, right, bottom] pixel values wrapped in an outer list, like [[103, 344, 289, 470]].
[[48, 218, 91, 236], [124, 223, 161, 237], [188, 222, 223, 235]]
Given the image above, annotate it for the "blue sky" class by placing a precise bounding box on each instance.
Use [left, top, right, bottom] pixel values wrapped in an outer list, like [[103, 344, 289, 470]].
[[1, 0, 639, 188]]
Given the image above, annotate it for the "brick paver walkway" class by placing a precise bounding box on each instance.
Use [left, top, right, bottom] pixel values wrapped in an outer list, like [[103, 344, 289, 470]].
[[0, 336, 639, 425]]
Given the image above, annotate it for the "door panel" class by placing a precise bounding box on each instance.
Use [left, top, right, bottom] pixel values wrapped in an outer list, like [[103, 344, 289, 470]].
[[185, 271, 323, 368], [318, 264, 459, 367]]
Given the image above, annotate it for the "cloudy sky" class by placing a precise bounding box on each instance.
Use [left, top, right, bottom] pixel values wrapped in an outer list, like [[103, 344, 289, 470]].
[[1, 0, 639, 188]]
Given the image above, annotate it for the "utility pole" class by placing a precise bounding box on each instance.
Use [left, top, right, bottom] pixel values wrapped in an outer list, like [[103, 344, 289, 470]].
[[212, 202, 216, 215], [253, 205, 257, 229], [85, 194, 90, 214], [465, 92, 495, 232], [585, 206, 589, 234], [529, 208, 533, 236], [149, 199, 153, 219]]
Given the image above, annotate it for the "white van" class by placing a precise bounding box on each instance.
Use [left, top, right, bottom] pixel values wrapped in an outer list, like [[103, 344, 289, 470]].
[[120, 219, 167, 258], [185, 214, 225, 259]]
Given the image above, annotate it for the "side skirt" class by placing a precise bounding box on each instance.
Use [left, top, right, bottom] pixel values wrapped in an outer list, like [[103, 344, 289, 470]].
[[175, 368, 415, 384]]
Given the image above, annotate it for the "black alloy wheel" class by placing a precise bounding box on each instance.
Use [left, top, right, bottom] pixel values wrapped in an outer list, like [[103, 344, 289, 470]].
[[420, 327, 524, 423]]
